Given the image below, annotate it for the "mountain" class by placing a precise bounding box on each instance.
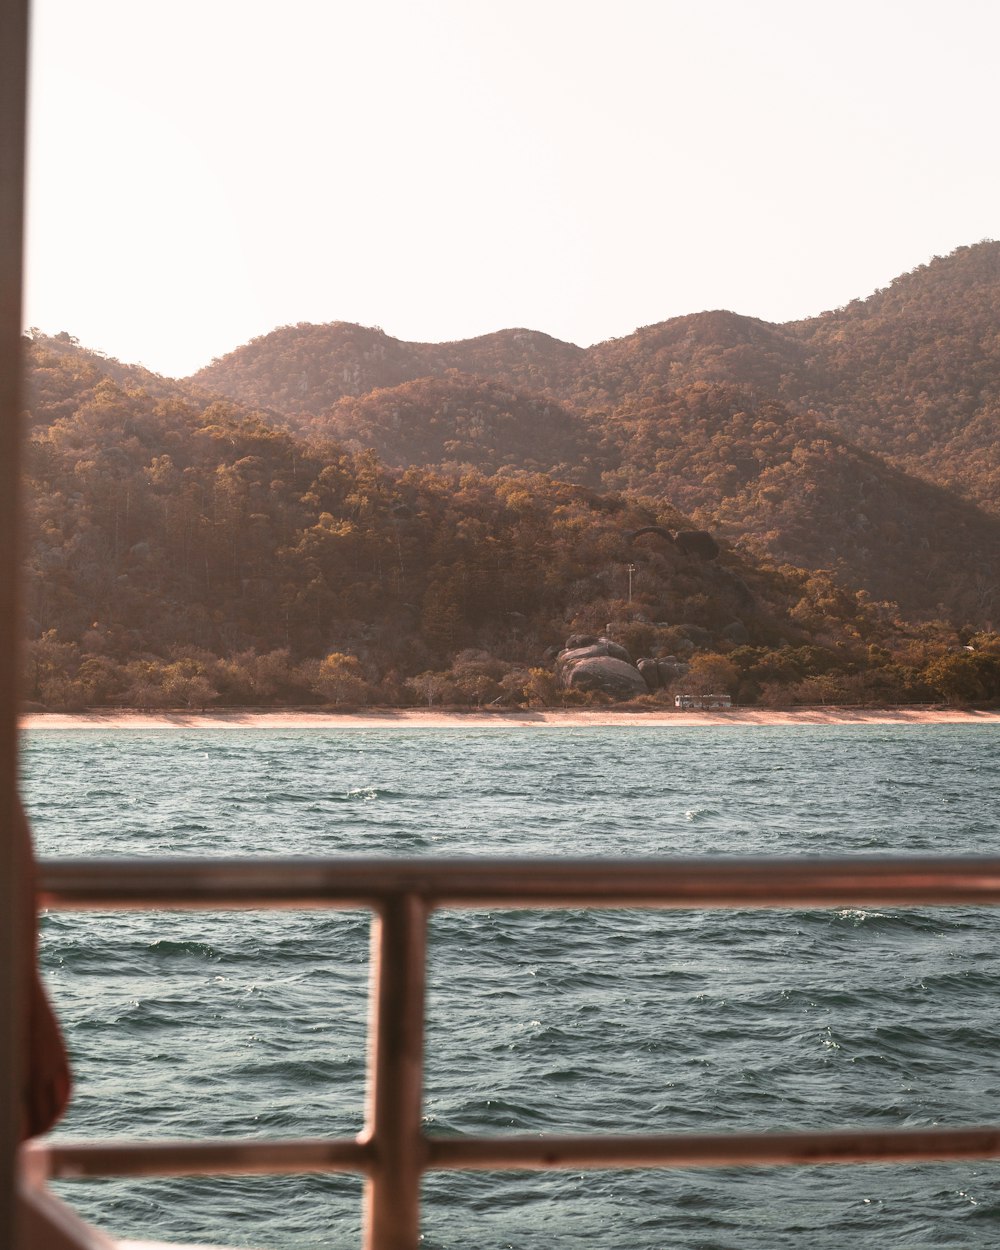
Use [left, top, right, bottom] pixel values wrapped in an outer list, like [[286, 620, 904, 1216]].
[[183, 244, 1000, 623], [571, 310, 816, 410], [190, 323, 583, 417], [787, 241, 1000, 510], [29, 332, 926, 707], [190, 242, 1000, 515], [24, 331, 191, 428], [23, 329, 1000, 710], [568, 243, 1000, 513]]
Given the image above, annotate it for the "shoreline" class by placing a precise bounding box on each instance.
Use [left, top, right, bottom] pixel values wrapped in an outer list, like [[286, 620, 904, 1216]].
[[19, 706, 1000, 729]]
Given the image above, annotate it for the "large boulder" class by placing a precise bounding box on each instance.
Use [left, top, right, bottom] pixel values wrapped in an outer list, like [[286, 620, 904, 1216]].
[[637, 658, 662, 690], [556, 635, 646, 699], [561, 656, 648, 699], [564, 633, 601, 651], [557, 636, 632, 664], [675, 530, 720, 561], [637, 656, 691, 690], [657, 656, 689, 684]]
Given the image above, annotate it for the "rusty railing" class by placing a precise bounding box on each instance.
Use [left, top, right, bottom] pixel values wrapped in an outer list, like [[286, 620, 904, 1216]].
[[23, 854, 1000, 1250]]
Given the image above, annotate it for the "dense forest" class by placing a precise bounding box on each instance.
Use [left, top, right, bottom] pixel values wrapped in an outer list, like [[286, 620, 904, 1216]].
[[22, 243, 1000, 710]]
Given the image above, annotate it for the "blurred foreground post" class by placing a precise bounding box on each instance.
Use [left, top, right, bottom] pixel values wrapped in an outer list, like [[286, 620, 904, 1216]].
[[0, 0, 30, 1243]]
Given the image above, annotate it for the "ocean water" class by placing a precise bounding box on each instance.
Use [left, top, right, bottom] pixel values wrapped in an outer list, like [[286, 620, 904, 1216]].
[[21, 724, 1000, 1249]]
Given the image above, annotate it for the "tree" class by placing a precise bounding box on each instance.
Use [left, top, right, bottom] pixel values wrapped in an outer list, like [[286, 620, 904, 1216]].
[[405, 671, 455, 707], [313, 653, 370, 705], [684, 653, 741, 697], [923, 653, 1000, 705]]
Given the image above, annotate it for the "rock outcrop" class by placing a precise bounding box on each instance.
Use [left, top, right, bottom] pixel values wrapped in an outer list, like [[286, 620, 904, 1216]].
[[555, 637, 647, 699], [637, 656, 689, 691]]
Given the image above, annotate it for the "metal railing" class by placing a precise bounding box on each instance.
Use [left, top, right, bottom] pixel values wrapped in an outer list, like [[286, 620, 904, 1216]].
[[26, 854, 1000, 1250]]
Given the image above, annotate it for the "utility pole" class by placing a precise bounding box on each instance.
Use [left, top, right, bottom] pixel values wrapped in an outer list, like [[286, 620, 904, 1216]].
[[627, 563, 636, 603]]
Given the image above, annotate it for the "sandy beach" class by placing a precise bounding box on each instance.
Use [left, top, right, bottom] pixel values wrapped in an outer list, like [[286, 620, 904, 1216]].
[[19, 706, 1000, 729]]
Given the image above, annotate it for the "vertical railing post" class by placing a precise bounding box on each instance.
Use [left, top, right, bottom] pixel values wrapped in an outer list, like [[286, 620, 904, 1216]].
[[0, 0, 30, 1246], [363, 894, 428, 1250]]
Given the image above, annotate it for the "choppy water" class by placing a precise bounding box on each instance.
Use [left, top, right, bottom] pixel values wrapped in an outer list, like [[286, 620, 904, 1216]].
[[21, 724, 1000, 1248]]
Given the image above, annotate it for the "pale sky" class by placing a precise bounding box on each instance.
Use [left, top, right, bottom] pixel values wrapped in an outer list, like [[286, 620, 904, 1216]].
[[24, 0, 1000, 379]]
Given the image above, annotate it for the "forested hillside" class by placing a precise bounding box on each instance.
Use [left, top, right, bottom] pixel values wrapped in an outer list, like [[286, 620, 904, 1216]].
[[788, 242, 1000, 510], [191, 323, 583, 419], [322, 374, 605, 482], [23, 243, 1000, 710], [188, 243, 1000, 623], [193, 245, 1000, 514], [604, 383, 1000, 621]]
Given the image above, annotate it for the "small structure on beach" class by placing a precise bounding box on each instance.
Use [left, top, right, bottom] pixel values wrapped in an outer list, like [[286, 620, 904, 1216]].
[[675, 693, 733, 710]]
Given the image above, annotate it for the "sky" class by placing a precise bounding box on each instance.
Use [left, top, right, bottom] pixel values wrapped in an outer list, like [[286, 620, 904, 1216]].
[[24, 0, 1000, 378]]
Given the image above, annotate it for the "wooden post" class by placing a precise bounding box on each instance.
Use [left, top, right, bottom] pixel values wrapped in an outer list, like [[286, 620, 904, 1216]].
[[362, 895, 427, 1250], [0, 0, 30, 1245]]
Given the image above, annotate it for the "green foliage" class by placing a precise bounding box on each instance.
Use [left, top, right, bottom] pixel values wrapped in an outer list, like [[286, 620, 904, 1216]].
[[684, 653, 741, 697], [312, 652, 371, 706], [923, 652, 1000, 705]]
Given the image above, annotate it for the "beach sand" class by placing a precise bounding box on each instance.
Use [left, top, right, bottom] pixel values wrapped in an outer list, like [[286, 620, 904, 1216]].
[[19, 706, 1000, 729]]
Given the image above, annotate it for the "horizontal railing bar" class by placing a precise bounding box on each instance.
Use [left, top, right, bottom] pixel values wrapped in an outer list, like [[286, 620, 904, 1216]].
[[34, 1125, 1000, 1180], [427, 1126, 1000, 1170], [36, 855, 1000, 910], [31, 1138, 371, 1178]]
